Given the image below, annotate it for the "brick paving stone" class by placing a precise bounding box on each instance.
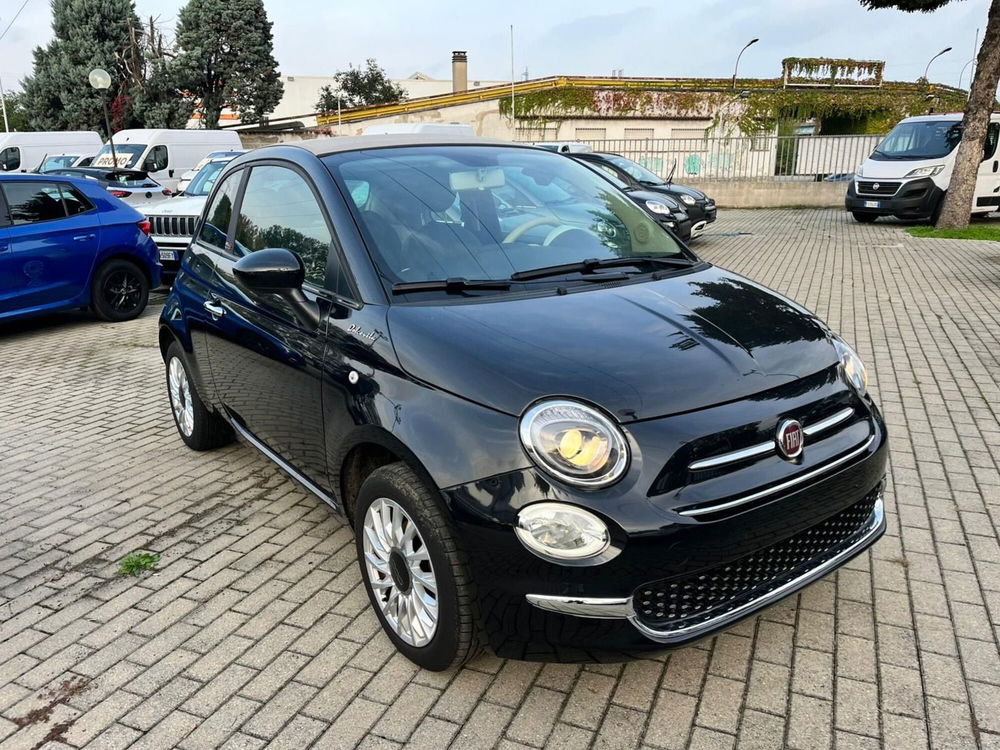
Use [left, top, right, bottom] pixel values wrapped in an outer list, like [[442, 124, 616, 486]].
[[2, 210, 1000, 748]]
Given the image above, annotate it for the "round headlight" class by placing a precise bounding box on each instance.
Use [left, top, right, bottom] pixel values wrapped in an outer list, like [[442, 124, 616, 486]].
[[679, 194, 696, 206], [516, 502, 610, 561], [645, 199, 673, 216], [519, 400, 629, 488], [833, 338, 868, 396]]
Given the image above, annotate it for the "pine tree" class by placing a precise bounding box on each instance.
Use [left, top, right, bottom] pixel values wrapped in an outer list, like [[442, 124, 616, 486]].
[[173, 0, 283, 128], [860, 0, 1000, 229], [20, 0, 145, 135]]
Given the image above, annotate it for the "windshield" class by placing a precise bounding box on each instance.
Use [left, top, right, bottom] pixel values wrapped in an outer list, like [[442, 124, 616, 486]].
[[40, 155, 79, 170], [92, 144, 146, 169], [601, 154, 665, 185], [324, 145, 687, 292], [186, 160, 228, 196], [873, 120, 962, 160]]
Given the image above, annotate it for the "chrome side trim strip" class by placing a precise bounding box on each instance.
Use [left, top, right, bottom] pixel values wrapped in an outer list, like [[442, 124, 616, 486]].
[[802, 407, 854, 437], [630, 497, 884, 643], [688, 408, 856, 472], [229, 418, 339, 511], [679, 432, 876, 518], [525, 594, 634, 619], [688, 440, 775, 471]]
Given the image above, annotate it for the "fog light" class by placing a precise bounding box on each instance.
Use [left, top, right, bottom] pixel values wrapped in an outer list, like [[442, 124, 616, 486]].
[[515, 502, 610, 562]]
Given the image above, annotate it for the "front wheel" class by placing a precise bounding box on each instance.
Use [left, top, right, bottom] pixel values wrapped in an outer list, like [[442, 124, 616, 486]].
[[91, 259, 149, 321], [355, 462, 481, 671], [851, 211, 878, 223]]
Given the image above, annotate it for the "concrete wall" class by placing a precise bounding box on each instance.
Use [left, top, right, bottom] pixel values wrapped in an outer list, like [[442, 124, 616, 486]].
[[686, 180, 849, 208]]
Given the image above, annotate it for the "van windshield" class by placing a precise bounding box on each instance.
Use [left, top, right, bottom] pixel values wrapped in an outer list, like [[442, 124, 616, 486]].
[[92, 144, 146, 169], [324, 145, 689, 293], [872, 120, 962, 160]]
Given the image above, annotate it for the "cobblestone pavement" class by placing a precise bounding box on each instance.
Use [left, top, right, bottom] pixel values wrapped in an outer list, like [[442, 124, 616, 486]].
[[1, 209, 999, 750]]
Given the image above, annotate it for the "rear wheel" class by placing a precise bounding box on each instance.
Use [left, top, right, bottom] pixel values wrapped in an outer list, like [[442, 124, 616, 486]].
[[355, 462, 481, 671], [851, 211, 878, 223], [91, 259, 148, 321], [165, 342, 233, 451]]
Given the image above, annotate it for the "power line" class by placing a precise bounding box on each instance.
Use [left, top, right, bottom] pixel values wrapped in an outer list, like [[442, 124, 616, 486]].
[[0, 0, 32, 44]]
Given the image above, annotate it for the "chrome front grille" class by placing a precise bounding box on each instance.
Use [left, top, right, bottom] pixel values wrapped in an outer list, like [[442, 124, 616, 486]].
[[633, 488, 881, 631], [151, 215, 198, 238]]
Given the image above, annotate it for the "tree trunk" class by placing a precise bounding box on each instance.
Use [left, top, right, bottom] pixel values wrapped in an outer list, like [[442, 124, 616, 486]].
[[201, 93, 223, 130], [936, 0, 1000, 228]]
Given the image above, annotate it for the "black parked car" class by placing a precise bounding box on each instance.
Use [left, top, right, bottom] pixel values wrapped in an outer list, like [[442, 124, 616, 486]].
[[573, 152, 717, 234], [160, 135, 886, 670]]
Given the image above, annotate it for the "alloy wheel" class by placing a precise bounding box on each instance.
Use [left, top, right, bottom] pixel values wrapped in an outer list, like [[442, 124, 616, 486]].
[[102, 270, 142, 313], [362, 497, 439, 647], [168, 358, 195, 437]]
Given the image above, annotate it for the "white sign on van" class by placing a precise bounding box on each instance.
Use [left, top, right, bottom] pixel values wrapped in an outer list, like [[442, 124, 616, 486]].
[[93, 153, 133, 168]]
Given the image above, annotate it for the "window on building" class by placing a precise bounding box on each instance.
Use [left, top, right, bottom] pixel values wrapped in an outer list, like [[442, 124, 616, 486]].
[[575, 127, 607, 141], [624, 128, 655, 140]]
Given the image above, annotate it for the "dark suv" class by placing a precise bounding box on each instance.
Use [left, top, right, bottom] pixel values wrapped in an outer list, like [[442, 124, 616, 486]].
[[160, 135, 886, 671]]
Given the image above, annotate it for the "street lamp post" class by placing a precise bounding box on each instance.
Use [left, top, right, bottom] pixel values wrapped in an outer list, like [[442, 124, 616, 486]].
[[923, 47, 952, 83], [732, 38, 759, 89], [0, 74, 9, 132], [88, 68, 116, 165]]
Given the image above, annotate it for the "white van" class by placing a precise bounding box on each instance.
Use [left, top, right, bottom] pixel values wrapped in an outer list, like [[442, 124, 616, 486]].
[[91, 129, 243, 192], [846, 113, 1000, 222], [0, 131, 102, 173]]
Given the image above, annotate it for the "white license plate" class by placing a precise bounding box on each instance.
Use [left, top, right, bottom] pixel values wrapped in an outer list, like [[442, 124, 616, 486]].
[[863, 200, 880, 208], [159, 250, 177, 261]]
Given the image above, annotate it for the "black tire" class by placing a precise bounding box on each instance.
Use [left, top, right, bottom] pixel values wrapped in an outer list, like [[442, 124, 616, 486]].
[[355, 462, 481, 671], [91, 258, 149, 321], [851, 211, 878, 223], [930, 194, 945, 225], [165, 342, 233, 451]]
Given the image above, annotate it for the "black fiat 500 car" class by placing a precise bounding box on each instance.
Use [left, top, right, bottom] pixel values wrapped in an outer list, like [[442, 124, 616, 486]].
[[572, 152, 717, 234], [160, 135, 886, 671]]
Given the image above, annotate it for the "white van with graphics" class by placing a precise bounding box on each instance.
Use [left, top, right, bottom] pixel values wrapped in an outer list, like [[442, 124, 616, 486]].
[[91, 129, 243, 192], [846, 113, 1000, 222], [0, 131, 102, 173]]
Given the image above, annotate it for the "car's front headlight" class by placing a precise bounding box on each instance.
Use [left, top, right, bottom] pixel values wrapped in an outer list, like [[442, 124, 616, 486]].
[[519, 399, 629, 488], [679, 194, 696, 206], [833, 338, 868, 397], [855, 164, 865, 179], [904, 164, 945, 178], [644, 199, 673, 216]]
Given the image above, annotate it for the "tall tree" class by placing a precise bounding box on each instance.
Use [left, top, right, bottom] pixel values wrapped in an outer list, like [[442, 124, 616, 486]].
[[861, 0, 1000, 228], [333, 59, 406, 108], [173, 0, 283, 128], [1, 92, 30, 132], [20, 0, 145, 135], [315, 84, 339, 113], [127, 17, 194, 129]]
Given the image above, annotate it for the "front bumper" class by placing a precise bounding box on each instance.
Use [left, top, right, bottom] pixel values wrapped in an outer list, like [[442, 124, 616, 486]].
[[444, 377, 887, 661], [845, 178, 942, 218]]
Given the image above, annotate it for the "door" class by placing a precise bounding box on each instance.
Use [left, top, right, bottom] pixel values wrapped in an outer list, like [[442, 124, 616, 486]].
[[975, 121, 1000, 212], [142, 145, 173, 190], [0, 180, 101, 315], [202, 163, 339, 485]]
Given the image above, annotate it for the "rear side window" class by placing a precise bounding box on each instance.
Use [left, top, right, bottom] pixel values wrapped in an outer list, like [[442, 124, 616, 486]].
[[234, 165, 333, 288], [60, 185, 93, 216], [199, 171, 242, 251], [1, 182, 67, 224], [1, 147, 20, 172]]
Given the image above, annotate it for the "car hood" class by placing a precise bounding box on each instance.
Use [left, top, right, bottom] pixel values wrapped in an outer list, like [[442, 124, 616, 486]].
[[145, 195, 208, 216], [388, 265, 838, 421], [645, 182, 710, 203]]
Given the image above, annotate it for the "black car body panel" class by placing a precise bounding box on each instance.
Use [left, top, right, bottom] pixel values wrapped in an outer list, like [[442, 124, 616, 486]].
[[160, 136, 886, 664]]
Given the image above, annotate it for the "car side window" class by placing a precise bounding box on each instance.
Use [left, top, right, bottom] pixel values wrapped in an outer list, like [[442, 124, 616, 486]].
[[199, 171, 242, 252], [144, 145, 168, 172], [983, 123, 999, 161], [1, 147, 20, 172], [60, 185, 94, 216], [1, 182, 68, 224], [234, 165, 336, 290]]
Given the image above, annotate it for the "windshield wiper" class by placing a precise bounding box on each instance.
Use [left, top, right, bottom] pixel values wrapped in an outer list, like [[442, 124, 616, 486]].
[[510, 256, 694, 282], [391, 277, 512, 295]]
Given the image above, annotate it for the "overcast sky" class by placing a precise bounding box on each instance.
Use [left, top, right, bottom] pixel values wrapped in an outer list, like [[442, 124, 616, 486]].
[[0, 0, 990, 92]]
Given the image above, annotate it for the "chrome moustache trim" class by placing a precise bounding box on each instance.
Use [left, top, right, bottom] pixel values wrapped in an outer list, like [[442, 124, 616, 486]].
[[525, 495, 885, 644]]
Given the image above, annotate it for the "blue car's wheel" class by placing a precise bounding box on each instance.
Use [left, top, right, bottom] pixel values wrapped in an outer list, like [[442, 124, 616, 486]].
[[91, 259, 148, 322]]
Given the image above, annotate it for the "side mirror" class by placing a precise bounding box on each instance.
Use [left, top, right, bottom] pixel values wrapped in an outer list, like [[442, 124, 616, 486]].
[[233, 248, 320, 329]]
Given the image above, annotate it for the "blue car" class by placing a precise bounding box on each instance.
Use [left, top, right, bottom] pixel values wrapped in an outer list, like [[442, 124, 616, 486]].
[[0, 174, 161, 323]]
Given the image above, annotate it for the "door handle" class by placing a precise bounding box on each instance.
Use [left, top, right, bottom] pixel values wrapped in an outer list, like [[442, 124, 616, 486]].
[[73, 234, 95, 242], [203, 300, 225, 318]]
